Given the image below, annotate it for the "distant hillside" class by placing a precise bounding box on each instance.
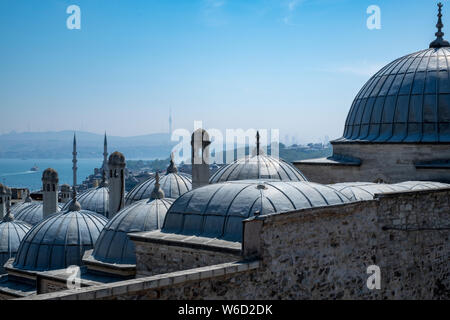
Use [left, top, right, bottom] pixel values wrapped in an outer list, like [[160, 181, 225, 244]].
[[0, 131, 176, 159]]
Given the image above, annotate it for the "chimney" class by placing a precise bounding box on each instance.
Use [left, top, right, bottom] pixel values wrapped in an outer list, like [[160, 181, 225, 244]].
[[42, 168, 59, 218], [191, 129, 211, 189], [108, 151, 126, 218], [0, 184, 11, 220]]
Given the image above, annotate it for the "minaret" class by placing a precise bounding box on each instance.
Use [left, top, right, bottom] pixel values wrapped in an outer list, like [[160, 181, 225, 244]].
[[108, 151, 126, 218], [103, 132, 108, 174], [42, 168, 59, 218], [0, 184, 11, 220], [69, 133, 82, 212], [191, 129, 211, 189]]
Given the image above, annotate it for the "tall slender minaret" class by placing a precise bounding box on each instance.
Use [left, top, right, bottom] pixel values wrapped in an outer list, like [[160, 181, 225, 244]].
[[103, 132, 108, 174], [69, 133, 82, 212], [0, 183, 11, 220], [42, 168, 59, 218]]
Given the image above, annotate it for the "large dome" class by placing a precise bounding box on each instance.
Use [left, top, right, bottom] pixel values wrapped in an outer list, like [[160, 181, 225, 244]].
[[92, 197, 174, 265], [162, 180, 350, 242], [209, 154, 308, 183], [62, 186, 109, 218], [13, 206, 108, 271], [337, 47, 450, 143], [14, 202, 62, 226]]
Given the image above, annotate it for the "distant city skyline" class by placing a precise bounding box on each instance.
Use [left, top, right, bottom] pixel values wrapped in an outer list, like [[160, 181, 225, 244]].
[[0, 0, 442, 142]]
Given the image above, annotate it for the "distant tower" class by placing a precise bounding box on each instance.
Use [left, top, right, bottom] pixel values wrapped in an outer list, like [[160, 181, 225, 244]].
[[0, 183, 11, 220], [60, 184, 72, 203], [108, 151, 126, 218], [191, 129, 211, 189], [169, 107, 173, 139], [103, 132, 108, 174], [42, 168, 59, 218]]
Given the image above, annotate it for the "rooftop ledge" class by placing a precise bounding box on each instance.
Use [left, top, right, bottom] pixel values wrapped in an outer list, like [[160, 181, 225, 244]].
[[293, 156, 361, 167], [129, 230, 242, 255]]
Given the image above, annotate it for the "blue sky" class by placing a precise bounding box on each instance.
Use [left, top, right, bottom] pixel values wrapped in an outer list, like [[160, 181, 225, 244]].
[[0, 0, 444, 142]]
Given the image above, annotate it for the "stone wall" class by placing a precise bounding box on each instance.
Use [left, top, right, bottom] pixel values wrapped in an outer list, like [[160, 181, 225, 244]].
[[294, 142, 450, 184], [20, 188, 450, 300], [133, 238, 241, 277]]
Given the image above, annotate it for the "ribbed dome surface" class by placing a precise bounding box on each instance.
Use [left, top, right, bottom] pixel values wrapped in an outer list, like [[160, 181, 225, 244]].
[[338, 47, 450, 143], [11, 201, 34, 216], [93, 198, 174, 265], [14, 203, 62, 226], [13, 209, 108, 271], [62, 186, 109, 217], [125, 173, 191, 205], [209, 155, 308, 183], [162, 180, 350, 242], [0, 220, 31, 272]]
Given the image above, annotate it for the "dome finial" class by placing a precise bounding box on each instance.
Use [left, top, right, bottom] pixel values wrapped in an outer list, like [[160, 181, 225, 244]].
[[150, 171, 165, 200], [430, 2, 450, 48], [166, 152, 178, 173]]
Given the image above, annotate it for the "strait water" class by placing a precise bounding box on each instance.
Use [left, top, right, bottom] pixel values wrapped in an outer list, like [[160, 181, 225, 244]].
[[0, 159, 103, 192]]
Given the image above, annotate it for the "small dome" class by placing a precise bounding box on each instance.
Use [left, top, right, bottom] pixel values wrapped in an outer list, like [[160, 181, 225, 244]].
[[62, 186, 109, 217], [10, 197, 34, 216], [109, 151, 125, 166], [125, 167, 192, 205], [14, 202, 62, 226], [327, 182, 411, 201], [13, 209, 108, 271], [162, 180, 350, 242], [0, 216, 31, 273], [42, 168, 59, 183], [92, 197, 174, 265], [209, 155, 307, 183]]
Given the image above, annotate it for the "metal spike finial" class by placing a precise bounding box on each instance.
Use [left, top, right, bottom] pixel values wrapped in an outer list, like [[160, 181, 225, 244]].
[[430, 3, 450, 48]]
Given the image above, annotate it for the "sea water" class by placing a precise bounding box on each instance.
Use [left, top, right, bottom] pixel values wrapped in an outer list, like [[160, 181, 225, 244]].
[[0, 159, 103, 192]]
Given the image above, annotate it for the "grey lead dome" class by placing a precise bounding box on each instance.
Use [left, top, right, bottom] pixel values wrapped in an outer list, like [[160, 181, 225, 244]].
[[62, 186, 109, 217], [338, 47, 450, 143], [92, 197, 174, 265], [209, 154, 308, 183], [13, 209, 108, 271], [0, 219, 31, 273], [162, 180, 350, 242]]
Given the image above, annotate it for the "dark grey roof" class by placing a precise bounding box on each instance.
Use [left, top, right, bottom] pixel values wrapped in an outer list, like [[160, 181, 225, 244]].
[[327, 181, 450, 201], [62, 186, 109, 217], [327, 182, 410, 201], [125, 173, 191, 205], [209, 155, 308, 183], [14, 203, 62, 226], [0, 220, 31, 272], [11, 201, 34, 216], [92, 198, 174, 265], [336, 47, 450, 143], [13, 209, 108, 271], [162, 180, 350, 242]]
